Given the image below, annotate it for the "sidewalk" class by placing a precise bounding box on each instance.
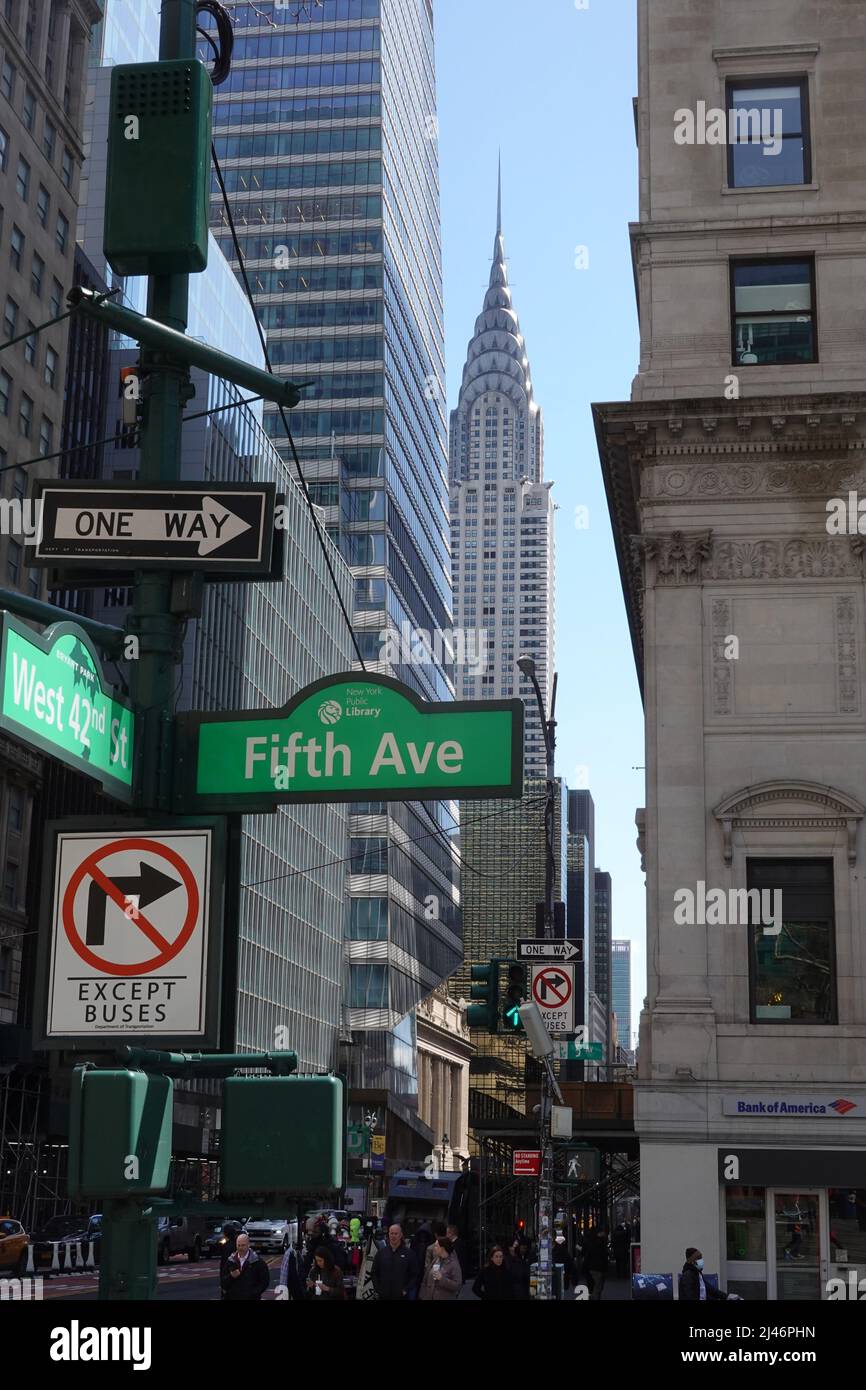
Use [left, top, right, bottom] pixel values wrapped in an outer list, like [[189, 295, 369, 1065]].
[[458, 1275, 632, 1301]]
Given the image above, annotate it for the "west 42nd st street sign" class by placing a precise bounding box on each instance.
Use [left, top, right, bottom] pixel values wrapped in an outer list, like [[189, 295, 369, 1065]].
[[174, 673, 524, 811], [0, 613, 134, 802]]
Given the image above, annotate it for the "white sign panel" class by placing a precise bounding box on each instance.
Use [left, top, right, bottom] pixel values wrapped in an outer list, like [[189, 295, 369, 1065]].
[[43, 827, 213, 1041], [723, 1095, 865, 1118], [530, 963, 575, 1035]]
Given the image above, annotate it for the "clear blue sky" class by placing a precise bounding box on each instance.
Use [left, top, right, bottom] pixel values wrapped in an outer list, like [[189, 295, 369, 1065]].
[[435, 0, 645, 1043]]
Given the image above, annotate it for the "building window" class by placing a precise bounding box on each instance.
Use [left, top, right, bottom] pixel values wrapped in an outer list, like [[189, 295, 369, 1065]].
[[55, 210, 68, 253], [21, 85, 34, 132], [35, 183, 48, 226], [43, 342, 56, 385], [0, 368, 9, 415], [27, 565, 39, 597], [0, 123, 7, 170], [23, 324, 35, 364], [747, 858, 836, 1024], [18, 391, 31, 437], [42, 117, 55, 161], [15, 154, 29, 200], [9, 223, 22, 270], [49, 277, 62, 316], [731, 258, 816, 365], [349, 963, 388, 1010], [0, 943, 11, 994], [348, 897, 388, 941], [350, 837, 388, 875], [2, 295, 17, 338], [30, 250, 43, 296], [7, 786, 22, 833], [38, 415, 51, 456], [61, 146, 72, 189], [1, 57, 15, 103], [727, 79, 810, 188], [6, 539, 21, 584], [2, 857, 18, 907]]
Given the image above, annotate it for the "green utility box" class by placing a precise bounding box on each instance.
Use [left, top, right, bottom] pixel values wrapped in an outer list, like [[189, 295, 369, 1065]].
[[221, 1075, 344, 1195], [68, 1068, 173, 1199], [104, 60, 213, 276]]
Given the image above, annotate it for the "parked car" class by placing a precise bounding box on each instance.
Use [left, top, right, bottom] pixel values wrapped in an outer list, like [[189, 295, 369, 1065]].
[[245, 1217, 298, 1254], [156, 1215, 207, 1263], [0, 1217, 28, 1274], [25, 1213, 101, 1275], [202, 1220, 246, 1260]]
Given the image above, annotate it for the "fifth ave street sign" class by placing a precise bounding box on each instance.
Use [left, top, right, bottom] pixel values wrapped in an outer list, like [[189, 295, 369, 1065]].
[[32, 481, 276, 573], [174, 672, 524, 811]]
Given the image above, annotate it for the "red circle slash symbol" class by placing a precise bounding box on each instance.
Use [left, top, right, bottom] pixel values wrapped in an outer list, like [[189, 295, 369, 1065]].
[[62, 837, 199, 977], [532, 968, 573, 1008]]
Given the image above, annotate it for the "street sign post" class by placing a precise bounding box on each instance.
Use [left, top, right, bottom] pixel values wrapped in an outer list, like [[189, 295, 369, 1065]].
[[175, 672, 525, 811], [513, 1150, 542, 1177], [0, 613, 135, 802], [32, 481, 277, 575], [34, 819, 225, 1049], [516, 939, 581, 962], [530, 963, 575, 1035]]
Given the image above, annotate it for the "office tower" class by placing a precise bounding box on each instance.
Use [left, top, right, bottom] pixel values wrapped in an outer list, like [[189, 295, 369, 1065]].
[[597, 0, 866, 1295], [594, 868, 612, 1059], [448, 168, 555, 776], [0, 0, 101, 1031], [611, 939, 631, 1058], [453, 779, 567, 1131], [208, 0, 458, 1157]]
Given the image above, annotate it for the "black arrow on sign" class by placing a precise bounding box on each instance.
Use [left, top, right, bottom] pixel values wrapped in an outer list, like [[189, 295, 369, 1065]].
[[539, 972, 567, 1002], [85, 862, 181, 946]]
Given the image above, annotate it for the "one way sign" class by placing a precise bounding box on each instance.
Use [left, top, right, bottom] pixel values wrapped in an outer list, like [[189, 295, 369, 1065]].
[[33, 482, 276, 574], [517, 938, 582, 962]]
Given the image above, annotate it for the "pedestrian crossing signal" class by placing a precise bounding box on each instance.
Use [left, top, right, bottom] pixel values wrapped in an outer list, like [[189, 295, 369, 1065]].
[[502, 962, 527, 1031]]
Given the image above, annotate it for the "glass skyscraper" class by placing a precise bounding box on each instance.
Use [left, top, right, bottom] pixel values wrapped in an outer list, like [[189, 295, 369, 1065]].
[[611, 938, 632, 1056], [208, 0, 459, 1117]]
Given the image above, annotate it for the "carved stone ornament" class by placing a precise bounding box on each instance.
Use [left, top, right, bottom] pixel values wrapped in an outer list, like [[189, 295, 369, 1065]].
[[713, 780, 865, 865], [707, 537, 862, 581], [635, 530, 713, 584]]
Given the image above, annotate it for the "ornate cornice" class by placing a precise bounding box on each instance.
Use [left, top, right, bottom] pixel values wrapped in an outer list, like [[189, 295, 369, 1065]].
[[713, 780, 866, 864], [635, 532, 865, 584]]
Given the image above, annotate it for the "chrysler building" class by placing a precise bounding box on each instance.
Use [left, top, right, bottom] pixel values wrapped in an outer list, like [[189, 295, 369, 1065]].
[[448, 168, 555, 776]]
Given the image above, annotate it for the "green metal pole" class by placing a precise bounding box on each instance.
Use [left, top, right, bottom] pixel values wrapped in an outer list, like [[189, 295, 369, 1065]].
[[99, 0, 198, 1300], [129, 0, 198, 815]]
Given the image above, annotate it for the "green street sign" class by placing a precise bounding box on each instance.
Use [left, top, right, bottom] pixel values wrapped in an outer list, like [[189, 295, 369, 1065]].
[[0, 612, 135, 802], [175, 673, 524, 811], [553, 1040, 604, 1061]]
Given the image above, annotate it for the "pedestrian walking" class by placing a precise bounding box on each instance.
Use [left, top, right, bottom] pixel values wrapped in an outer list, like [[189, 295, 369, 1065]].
[[277, 1242, 306, 1301], [472, 1245, 514, 1301], [370, 1224, 417, 1301], [612, 1222, 631, 1279], [419, 1236, 462, 1300], [581, 1227, 609, 1301], [306, 1246, 346, 1300], [680, 1248, 742, 1301], [220, 1232, 270, 1301], [506, 1239, 532, 1300]]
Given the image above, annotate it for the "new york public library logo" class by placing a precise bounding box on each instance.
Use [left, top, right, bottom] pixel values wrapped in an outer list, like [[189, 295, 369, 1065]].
[[673, 882, 782, 935]]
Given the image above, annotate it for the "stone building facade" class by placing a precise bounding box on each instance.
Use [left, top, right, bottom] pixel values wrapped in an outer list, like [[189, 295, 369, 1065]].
[[597, 0, 866, 1299]]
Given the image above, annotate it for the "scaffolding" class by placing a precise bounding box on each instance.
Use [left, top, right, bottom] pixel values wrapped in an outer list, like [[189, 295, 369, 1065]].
[[0, 1071, 71, 1230]]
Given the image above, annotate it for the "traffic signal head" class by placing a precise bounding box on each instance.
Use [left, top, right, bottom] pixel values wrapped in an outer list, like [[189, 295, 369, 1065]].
[[467, 960, 500, 1033], [503, 962, 528, 1031]]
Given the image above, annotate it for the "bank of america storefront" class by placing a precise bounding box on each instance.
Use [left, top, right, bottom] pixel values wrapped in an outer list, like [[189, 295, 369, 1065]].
[[720, 1095, 866, 1300]]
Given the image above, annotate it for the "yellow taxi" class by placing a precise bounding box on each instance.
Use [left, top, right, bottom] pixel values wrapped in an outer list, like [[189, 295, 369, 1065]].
[[0, 1217, 28, 1274]]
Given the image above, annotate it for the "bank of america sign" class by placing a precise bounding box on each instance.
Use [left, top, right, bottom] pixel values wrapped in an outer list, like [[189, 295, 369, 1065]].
[[722, 1095, 864, 1117]]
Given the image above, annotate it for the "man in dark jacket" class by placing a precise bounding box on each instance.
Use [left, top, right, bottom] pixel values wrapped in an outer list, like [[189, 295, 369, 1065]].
[[612, 1222, 632, 1279], [680, 1248, 742, 1302], [220, 1233, 270, 1301], [581, 1228, 609, 1301], [371, 1224, 417, 1300]]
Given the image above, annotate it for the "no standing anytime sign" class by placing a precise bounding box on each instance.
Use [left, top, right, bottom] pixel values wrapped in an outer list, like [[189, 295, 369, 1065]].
[[35, 820, 225, 1049]]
